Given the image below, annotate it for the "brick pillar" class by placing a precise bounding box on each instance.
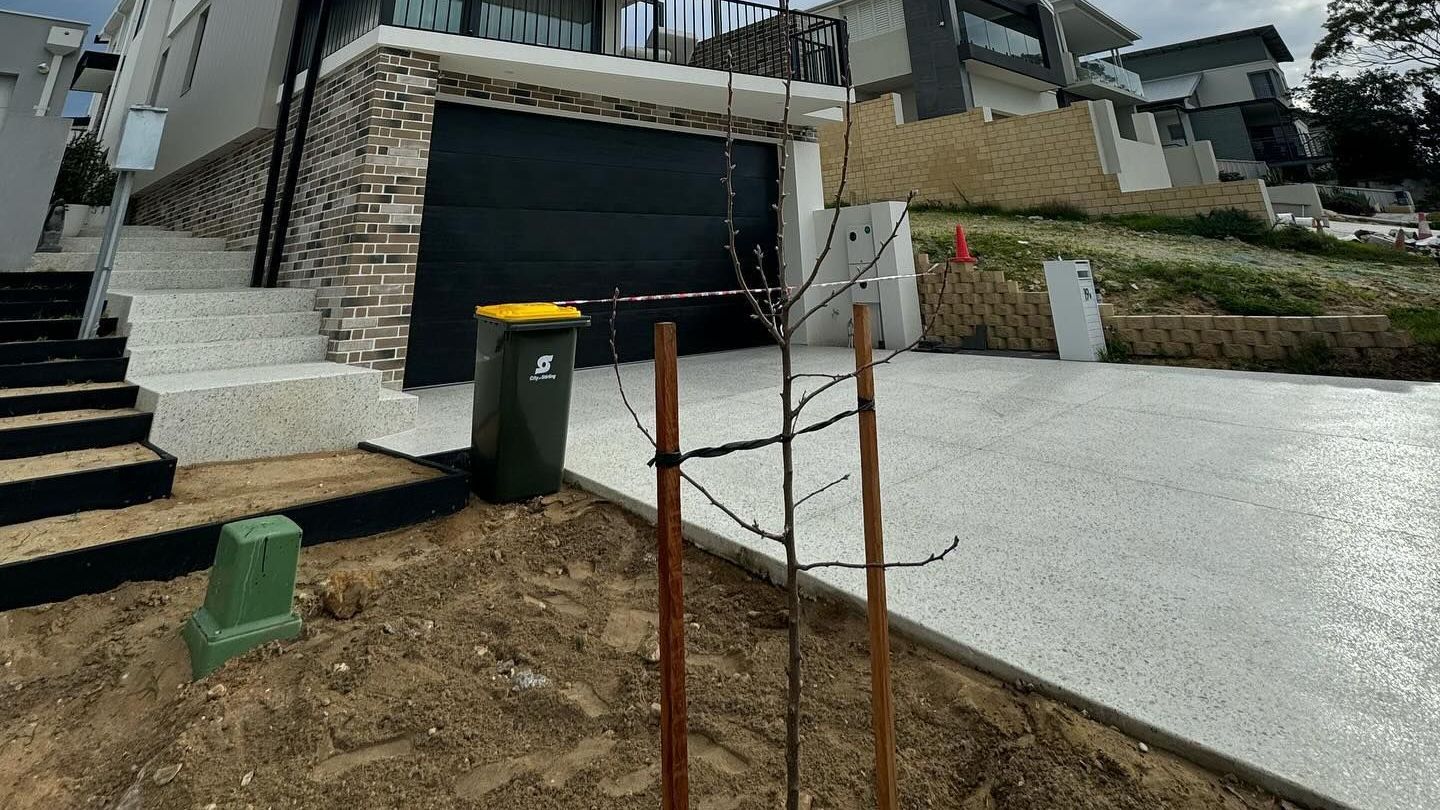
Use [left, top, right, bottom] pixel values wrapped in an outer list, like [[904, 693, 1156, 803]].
[[280, 47, 439, 388]]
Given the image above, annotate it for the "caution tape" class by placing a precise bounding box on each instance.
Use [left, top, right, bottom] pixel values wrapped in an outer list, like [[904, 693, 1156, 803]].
[[551, 271, 933, 307]]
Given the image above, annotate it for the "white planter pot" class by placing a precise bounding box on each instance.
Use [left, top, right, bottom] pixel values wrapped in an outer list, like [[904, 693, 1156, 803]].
[[85, 205, 111, 229], [62, 205, 89, 237]]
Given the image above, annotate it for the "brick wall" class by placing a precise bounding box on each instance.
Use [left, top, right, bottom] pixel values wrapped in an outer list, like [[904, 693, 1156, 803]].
[[822, 95, 1273, 219], [132, 44, 812, 387], [918, 256, 1075, 352], [1106, 314, 1416, 362]]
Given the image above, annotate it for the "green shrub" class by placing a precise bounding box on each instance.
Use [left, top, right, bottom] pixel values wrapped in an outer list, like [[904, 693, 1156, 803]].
[[1280, 338, 1338, 375], [1318, 189, 1376, 216], [1097, 329, 1132, 363], [1102, 208, 1269, 240], [1218, 170, 1245, 182], [1388, 308, 1440, 346], [52, 132, 117, 207]]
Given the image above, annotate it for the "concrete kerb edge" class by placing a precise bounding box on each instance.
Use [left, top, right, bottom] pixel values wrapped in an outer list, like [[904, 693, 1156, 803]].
[[562, 467, 1356, 810]]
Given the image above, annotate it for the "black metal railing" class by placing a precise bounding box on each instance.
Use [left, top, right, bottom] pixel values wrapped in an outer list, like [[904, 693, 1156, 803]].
[[307, 0, 848, 85], [1251, 132, 1329, 164]]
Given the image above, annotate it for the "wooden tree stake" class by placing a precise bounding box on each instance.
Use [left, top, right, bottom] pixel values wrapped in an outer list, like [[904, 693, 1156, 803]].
[[852, 304, 899, 810], [654, 322, 690, 810]]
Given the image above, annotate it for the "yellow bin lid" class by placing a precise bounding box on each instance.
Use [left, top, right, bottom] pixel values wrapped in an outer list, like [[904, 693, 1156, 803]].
[[475, 302, 584, 322]]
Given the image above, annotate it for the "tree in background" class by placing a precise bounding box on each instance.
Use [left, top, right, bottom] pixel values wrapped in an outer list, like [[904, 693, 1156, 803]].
[[1311, 0, 1440, 84], [52, 132, 117, 207], [1299, 71, 1431, 185]]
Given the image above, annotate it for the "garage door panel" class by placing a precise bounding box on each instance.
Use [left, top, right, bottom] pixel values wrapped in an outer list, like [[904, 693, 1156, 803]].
[[406, 104, 778, 388], [434, 107, 776, 179], [418, 206, 776, 265], [420, 153, 776, 216]]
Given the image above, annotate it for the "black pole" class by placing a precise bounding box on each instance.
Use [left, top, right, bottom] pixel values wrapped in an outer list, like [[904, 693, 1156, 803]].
[[251, 0, 312, 288], [264, 0, 332, 288]]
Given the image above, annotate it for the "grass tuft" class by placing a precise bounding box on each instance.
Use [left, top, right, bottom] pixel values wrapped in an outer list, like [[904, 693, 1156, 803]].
[[1388, 308, 1440, 346]]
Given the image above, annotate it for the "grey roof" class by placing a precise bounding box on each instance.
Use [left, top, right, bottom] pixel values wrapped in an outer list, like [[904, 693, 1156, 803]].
[[1141, 73, 1201, 103], [1121, 25, 1294, 63]]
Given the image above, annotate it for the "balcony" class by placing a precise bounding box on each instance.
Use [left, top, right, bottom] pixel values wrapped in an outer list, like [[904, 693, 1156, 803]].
[[309, 0, 849, 87], [1067, 56, 1145, 103], [1251, 132, 1329, 165]]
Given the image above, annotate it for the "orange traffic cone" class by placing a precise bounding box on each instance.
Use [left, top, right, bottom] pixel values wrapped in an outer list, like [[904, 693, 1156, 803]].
[[1418, 213, 1432, 239], [954, 224, 978, 264]]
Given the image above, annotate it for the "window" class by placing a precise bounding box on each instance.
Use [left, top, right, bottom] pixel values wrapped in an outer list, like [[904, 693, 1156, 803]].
[[1248, 70, 1277, 100], [181, 6, 209, 94], [957, 2, 1045, 67], [0, 74, 14, 133], [1167, 123, 1187, 144], [147, 49, 169, 105]]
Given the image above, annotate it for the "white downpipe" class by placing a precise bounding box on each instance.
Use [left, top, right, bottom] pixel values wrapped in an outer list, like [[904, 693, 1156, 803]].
[[33, 53, 66, 117]]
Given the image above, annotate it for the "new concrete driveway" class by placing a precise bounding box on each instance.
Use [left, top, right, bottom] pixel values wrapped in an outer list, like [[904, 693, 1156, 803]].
[[559, 347, 1440, 810]]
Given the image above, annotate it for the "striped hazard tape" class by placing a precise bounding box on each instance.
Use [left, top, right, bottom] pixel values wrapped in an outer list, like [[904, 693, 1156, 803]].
[[551, 270, 935, 307]]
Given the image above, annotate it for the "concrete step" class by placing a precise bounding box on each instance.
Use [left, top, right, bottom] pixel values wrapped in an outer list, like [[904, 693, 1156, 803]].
[[108, 288, 316, 322], [76, 225, 191, 238], [108, 267, 250, 291], [31, 251, 251, 273], [60, 236, 227, 253], [124, 311, 323, 346], [132, 362, 419, 464], [124, 335, 328, 375]]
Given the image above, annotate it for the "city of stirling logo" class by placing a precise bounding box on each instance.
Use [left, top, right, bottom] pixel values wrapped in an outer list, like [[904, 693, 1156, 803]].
[[529, 354, 557, 382]]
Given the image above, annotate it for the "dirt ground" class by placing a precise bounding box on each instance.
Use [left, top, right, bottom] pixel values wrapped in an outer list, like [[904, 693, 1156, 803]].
[[0, 443, 159, 485], [0, 450, 441, 563], [0, 491, 1288, 810]]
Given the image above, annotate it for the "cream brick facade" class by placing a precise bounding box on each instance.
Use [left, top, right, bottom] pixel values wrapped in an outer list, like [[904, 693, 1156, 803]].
[[823, 96, 1273, 220]]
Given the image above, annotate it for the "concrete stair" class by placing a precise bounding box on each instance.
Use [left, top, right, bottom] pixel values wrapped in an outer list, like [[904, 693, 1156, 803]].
[[30, 228, 417, 464]]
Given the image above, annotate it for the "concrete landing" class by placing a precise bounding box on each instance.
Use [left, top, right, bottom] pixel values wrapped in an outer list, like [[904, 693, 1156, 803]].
[[373, 347, 1440, 810]]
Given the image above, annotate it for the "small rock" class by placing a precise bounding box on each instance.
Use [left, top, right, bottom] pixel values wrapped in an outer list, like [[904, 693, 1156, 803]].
[[152, 764, 182, 786], [648, 702, 662, 724], [511, 669, 549, 692], [240, 771, 254, 787], [317, 570, 379, 620], [1137, 742, 1149, 753], [206, 684, 228, 701], [333, 662, 351, 674], [491, 549, 504, 563]]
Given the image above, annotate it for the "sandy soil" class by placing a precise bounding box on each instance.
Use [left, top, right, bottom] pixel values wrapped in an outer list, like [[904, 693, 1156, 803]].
[[0, 408, 139, 431], [0, 492, 1285, 810], [0, 450, 443, 564], [0, 443, 157, 485]]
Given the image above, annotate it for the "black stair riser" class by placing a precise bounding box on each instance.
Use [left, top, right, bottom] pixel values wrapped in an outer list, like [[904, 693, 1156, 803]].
[[0, 318, 117, 342], [0, 272, 92, 290], [0, 412, 153, 460], [0, 384, 138, 418], [0, 302, 86, 320], [0, 447, 176, 526], [0, 337, 127, 366], [0, 448, 468, 611], [0, 357, 129, 389], [0, 289, 90, 303]]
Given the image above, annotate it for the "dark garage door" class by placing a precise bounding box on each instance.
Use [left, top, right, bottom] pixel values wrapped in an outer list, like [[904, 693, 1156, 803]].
[[404, 103, 780, 388]]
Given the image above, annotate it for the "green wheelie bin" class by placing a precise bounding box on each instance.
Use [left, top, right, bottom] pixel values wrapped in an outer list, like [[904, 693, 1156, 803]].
[[471, 303, 591, 502]]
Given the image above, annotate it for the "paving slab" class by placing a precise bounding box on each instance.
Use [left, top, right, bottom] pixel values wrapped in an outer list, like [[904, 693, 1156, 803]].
[[373, 347, 1440, 810]]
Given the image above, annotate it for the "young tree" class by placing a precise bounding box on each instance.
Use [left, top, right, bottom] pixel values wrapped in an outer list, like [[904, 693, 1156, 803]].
[[1311, 0, 1440, 83], [609, 16, 958, 808], [1300, 71, 1428, 184]]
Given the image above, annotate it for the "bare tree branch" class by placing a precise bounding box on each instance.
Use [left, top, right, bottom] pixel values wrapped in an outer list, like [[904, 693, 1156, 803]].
[[796, 535, 961, 572], [793, 261, 950, 416], [608, 289, 784, 543], [722, 58, 785, 343], [785, 84, 857, 313], [795, 474, 850, 509]]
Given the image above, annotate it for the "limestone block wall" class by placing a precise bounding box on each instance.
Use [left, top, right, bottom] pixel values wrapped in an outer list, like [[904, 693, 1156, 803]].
[[919, 255, 1416, 365], [1105, 314, 1416, 362], [823, 95, 1273, 221]]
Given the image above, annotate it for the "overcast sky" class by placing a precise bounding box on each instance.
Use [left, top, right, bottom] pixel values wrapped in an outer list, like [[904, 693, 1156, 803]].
[[1109, 0, 1328, 87], [10, 0, 1330, 116]]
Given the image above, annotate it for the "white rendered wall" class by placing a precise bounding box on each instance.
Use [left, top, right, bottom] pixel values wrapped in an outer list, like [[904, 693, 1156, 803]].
[[969, 70, 1058, 116]]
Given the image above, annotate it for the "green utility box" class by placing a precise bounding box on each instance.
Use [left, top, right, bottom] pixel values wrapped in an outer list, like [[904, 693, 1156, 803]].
[[182, 515, 304, 679], [472, 303, 591, 502]]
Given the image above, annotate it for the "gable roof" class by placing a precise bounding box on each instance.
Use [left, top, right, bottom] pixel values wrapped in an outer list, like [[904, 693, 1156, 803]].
[[1121, 25, 1293, 64]]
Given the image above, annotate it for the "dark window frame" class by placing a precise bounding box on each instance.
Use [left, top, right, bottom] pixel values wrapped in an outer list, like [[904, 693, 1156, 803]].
[[181, 5, 210, 95], [1247, 70, 1277, 100]]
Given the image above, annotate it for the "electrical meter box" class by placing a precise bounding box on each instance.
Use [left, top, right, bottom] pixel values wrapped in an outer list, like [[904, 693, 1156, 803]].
[[846, 221, 880, 305], [1043, 259, 1106, 361]]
